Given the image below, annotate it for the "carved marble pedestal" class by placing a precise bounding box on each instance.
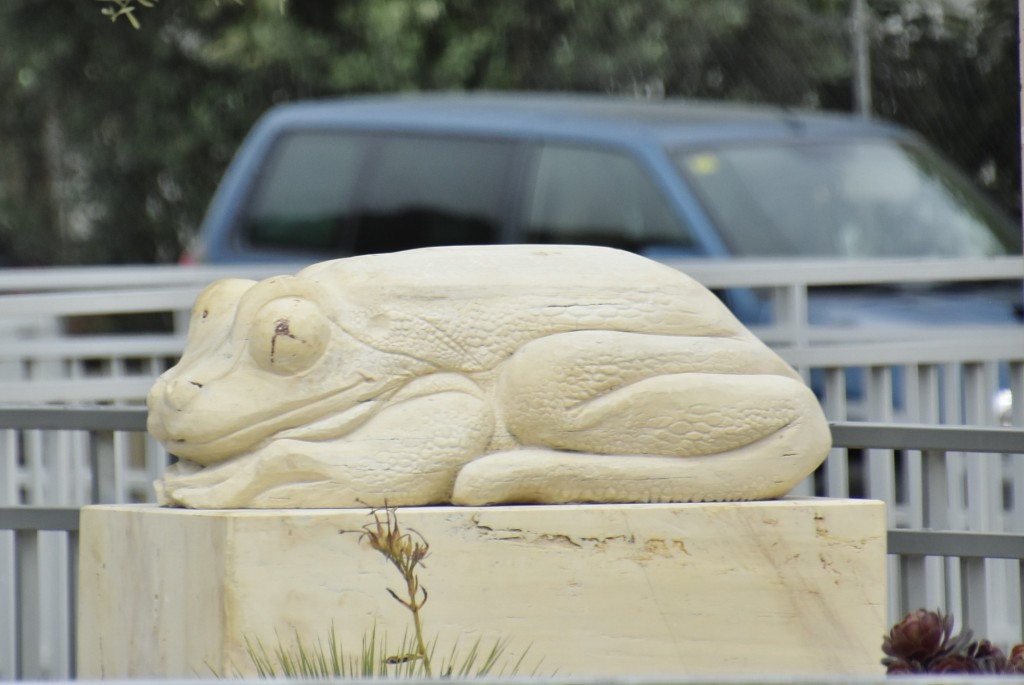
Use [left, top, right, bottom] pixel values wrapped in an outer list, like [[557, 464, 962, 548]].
[[78, 499, 886, 677]]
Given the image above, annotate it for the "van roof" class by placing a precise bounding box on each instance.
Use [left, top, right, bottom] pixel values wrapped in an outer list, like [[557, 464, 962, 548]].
[[258, 92, 905, 148]]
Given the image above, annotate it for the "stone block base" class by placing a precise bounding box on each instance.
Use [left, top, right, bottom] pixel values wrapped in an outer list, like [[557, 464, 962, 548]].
[[78, 499, 886, 677]]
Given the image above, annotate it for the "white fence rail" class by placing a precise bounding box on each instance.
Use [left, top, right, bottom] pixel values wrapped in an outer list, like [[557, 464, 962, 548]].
[[0, 263, 292, 403]]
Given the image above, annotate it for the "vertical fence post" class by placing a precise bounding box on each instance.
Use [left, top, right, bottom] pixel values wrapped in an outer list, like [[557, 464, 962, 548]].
[[866, 365, 900, 625], [823, 367, 850, 497], [920, 365, 947, 611], [963, 363, 1003, 640], [0, 429, 18, 680], [67, 529, 78, 679], [0, 531, 14, 681], [15, 528, 40, 680], [89, 430, 117, 505]]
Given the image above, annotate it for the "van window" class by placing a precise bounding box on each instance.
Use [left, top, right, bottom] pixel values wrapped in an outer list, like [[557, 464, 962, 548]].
[[242, 132, 512, 256], [355, 136, 511, 253], [522, 145, 693, 253], [244, 132, 367, 252]]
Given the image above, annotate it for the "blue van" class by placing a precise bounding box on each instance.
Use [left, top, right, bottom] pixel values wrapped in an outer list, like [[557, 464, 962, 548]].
[[186, 92, 1022, 334]]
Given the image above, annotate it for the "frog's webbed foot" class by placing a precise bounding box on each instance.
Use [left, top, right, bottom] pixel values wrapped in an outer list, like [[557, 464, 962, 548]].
[[156, 452, 277, 508]]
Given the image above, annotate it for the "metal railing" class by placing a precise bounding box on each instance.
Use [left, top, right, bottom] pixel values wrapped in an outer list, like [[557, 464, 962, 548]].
[[0, 406, 150, 680], [3, 409, 1024, 679], [0, 263, 296, 404]]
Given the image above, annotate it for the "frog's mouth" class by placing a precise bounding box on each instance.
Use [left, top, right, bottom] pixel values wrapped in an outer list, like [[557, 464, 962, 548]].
[[148, 379, 396, 466]]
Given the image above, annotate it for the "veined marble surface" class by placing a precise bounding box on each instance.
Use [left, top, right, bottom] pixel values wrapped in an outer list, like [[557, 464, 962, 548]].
[[78, 499, 886, 677]]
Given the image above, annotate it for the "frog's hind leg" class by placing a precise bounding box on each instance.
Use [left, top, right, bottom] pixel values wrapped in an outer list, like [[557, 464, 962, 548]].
[[452, 405, 827, 505], [469, 330, 830, 504], [511, 370, 828, 461]]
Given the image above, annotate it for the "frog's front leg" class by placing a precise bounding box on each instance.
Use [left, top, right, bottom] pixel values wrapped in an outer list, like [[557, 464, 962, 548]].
[[452, 330, 829, 504], [156, 374, 493, 508]]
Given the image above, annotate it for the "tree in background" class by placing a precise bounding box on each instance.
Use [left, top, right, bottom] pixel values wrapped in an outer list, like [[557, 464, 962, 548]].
[[869, 0, 1020, 217], [98, 0, 158, 29], [0, 0, 1018, 264]]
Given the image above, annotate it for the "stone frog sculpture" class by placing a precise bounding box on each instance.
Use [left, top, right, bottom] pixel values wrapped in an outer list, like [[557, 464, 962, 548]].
[[148, 245, 830, 508]]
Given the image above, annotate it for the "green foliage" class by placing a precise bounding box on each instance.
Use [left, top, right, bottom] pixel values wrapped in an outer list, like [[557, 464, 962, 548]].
[[2, 0, 1018, 264], [868, 0, 1021, 216], [231, 506, 536, 679], [240, 626, 532, 679], [0, 1, 285, 264], [98, 0, 159, 30]]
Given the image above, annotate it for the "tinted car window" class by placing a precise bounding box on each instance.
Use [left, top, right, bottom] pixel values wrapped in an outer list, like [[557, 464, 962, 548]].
[[522, 145, 694, 253], [243, 132, 513, 256], [245, 132, 367, 252], [675, 139, 1021, 258], [356, 135, 511, 253]]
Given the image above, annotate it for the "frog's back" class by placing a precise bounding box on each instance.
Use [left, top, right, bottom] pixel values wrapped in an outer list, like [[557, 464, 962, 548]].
[[298, 245, 747, 370]]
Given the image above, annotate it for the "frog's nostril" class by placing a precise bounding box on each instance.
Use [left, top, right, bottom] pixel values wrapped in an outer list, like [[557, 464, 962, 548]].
[[166, 377, 203, 409]]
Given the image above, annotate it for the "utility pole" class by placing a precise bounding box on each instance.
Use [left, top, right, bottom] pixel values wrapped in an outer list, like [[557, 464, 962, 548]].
[[851, 0, 872, 118]]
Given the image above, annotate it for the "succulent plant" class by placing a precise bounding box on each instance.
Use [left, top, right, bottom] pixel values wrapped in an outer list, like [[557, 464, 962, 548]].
[[883, 609, 1024, 675], [1008, 644, 1024, 673]]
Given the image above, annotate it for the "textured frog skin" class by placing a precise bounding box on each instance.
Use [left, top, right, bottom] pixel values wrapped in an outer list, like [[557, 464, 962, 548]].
[[147, 245, 830, 508]]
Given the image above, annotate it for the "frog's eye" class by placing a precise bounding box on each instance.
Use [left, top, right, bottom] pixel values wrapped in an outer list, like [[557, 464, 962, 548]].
[[248, 298, 330, 375]]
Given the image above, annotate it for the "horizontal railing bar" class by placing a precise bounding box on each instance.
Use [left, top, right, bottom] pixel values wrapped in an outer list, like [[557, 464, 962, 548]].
[[0, 405, 147, 431], [888, 530, 1024, 560], [0, 255, 1015, 290], [3, 505, 1022, 561], [0, 263, 299, 292], [830, 421, 1024, 454], [0, 507, 80, 530], [0, 378, 157, 403], [778, 334, 1024, 366], [666, 255, 1024, 287], [7, 329, 1024, 368], [4, 326, 1021, 352], [0, 410, 1019, 455], [0, 334, 186, 358], [0, 287, 206, 317], [754, 324, 1024, 346], [3, 506, 1023, 563], [0, 258, 1018, 293]]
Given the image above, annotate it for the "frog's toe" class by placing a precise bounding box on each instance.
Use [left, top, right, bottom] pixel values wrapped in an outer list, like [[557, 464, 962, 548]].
[[157, 456, 261, 508]]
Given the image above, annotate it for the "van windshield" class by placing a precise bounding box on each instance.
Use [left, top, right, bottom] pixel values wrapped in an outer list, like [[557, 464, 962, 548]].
[[673, 138, 1021, 258]]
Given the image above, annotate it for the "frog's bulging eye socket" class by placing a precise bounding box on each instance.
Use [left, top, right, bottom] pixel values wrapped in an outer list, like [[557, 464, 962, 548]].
[[248, 298, 330, 375], [186, 279, 257, 351]]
